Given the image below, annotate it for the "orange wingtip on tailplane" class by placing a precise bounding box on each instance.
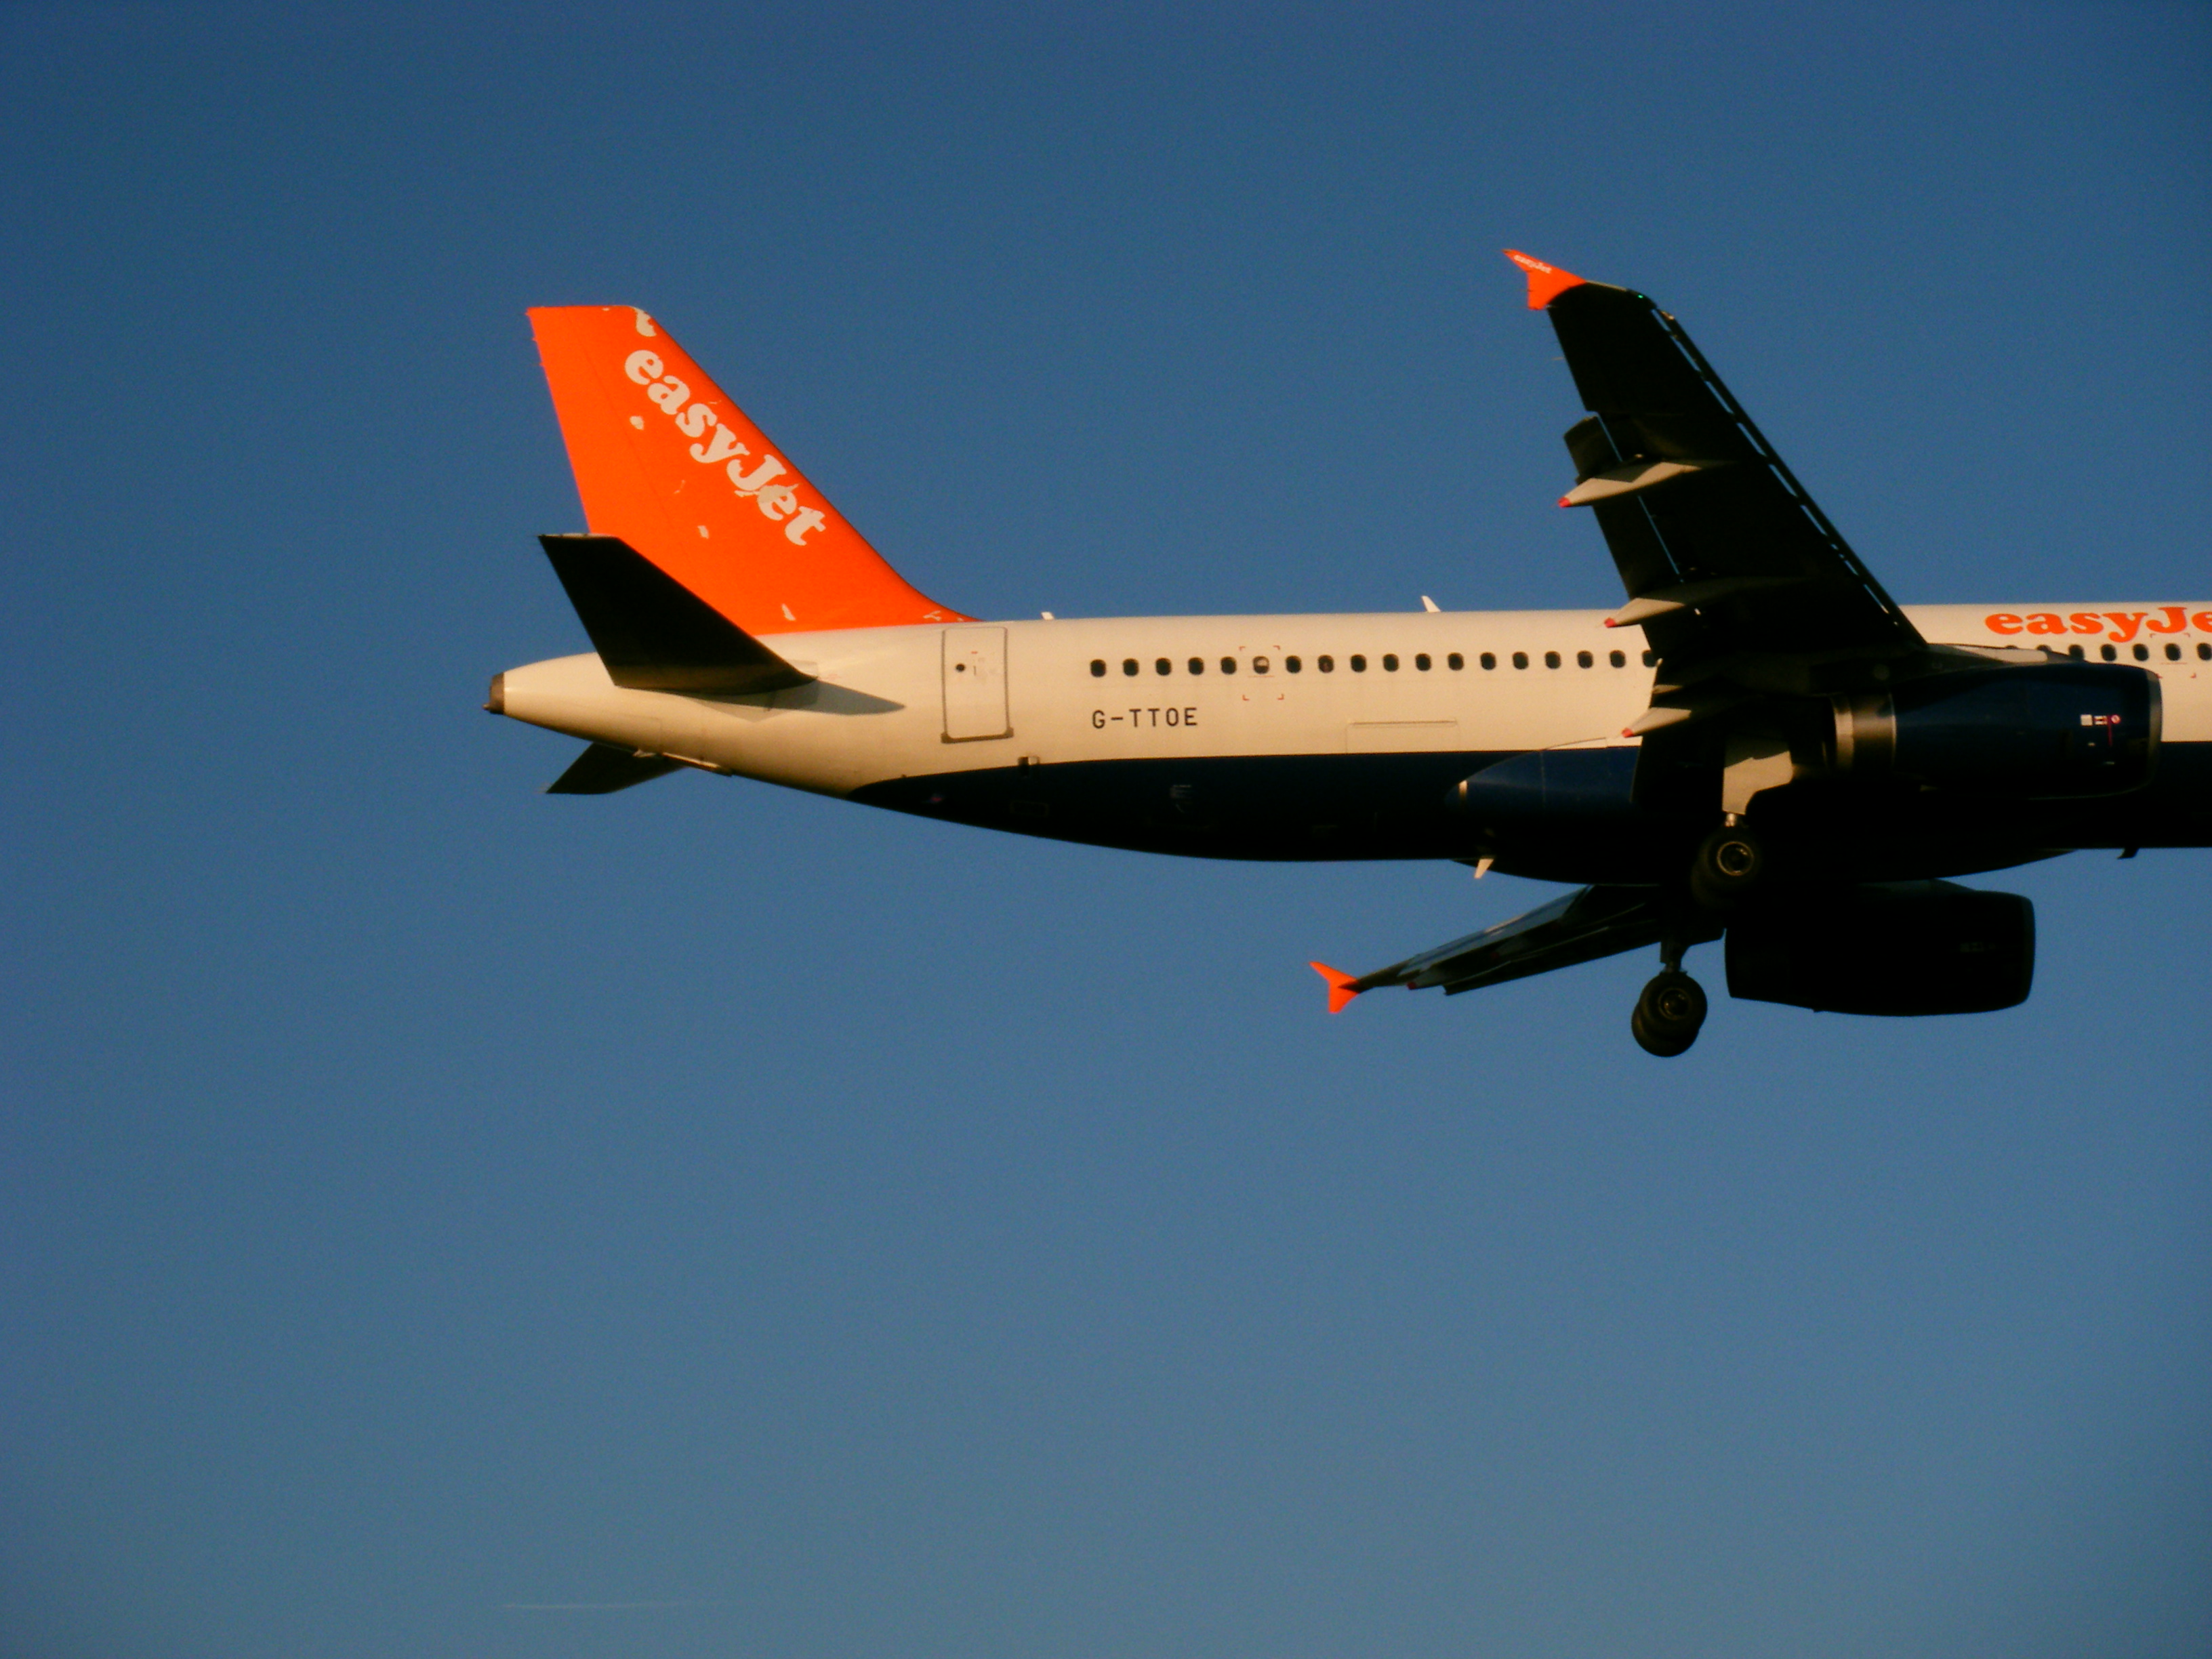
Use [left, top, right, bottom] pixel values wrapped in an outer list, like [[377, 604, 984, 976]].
[[527, 306, 968, 637], [1504, 249, 1586, 310], [1310, 962, 1364, 1015]]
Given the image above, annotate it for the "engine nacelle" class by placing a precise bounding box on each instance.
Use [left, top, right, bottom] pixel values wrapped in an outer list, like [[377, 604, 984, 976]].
[[1831, 662, 2157, 798], [1725, 881, 2034, 1016]]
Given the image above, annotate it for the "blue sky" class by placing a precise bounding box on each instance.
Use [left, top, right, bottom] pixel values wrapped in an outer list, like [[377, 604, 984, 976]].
[[3, 5, 2208, 1656]]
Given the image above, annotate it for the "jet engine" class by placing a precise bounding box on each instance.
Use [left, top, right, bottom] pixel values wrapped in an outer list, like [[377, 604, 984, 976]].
[[1830, 662, 2157, 798], [1724, 881, 2034, 1015]]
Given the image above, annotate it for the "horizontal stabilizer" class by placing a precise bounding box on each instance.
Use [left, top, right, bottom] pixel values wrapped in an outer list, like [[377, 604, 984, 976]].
[[539, 533, 816, 696], [546, 741, 686, 794]]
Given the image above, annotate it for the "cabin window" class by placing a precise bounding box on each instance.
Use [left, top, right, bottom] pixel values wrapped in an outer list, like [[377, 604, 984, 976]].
[[1576, 650, 1593, 668], [1286, 655, 1303, 672], [1351, 654, 1368, 672], [1480, 653, 1496, 670], [2101, 644, 2117, 661], [1415, 653, 1432, 671], [1318, 655, 1335, 672], [1642, 650, 1658, 667], [1511, 651, 1528, 670], [1544, 651, 1561, 669], [1090, 659, 1107, 677], [1448, 653, 1465, 670], [2133, 643, 2150, 661], [1155, 657, 1172, 676], [1123, 658, 1140, 676], [1189, 657, 1205, 674], [2165, 642, 2182, 661], [1253, 655, 1270, 674], [1609, 649, 1626, 668], [1382, 653, 1399, 672], [2199, 643, 2211, 661], [1220, 656, 1237, 674]]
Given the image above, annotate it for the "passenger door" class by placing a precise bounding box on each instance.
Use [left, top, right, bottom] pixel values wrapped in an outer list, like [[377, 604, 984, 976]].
[[942, 626, 1011, 741]]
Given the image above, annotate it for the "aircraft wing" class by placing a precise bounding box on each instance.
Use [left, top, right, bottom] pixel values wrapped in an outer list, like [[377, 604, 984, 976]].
[[1508, 251, 1923, 694], [1313, 885, 1667, 1011]]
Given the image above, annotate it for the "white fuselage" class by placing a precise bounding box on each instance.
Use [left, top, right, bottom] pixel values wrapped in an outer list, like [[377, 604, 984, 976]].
[[496, 603, 2212, 800]]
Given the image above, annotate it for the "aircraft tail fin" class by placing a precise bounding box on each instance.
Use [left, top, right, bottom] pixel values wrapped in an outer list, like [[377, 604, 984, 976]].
[[527, 306, 968, 636]]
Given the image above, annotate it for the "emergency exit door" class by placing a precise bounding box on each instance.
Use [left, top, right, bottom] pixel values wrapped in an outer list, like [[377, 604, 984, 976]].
[[941, 626, 1011, 741]]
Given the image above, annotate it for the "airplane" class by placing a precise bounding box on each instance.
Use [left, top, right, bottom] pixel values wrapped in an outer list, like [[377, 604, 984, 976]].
[[485, 251, 2210, 1056]]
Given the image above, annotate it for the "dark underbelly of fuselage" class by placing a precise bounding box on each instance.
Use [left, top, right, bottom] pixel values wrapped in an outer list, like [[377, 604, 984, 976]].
[[851, 743, 2212, 882]]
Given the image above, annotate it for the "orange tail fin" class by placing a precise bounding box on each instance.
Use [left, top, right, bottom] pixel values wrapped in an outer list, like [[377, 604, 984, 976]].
[[1310, 962, 1364, 1015], [527, 306, 967, 636]]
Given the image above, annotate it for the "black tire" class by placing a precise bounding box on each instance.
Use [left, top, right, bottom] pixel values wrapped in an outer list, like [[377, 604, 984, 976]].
[[1631, 970, 1708, 1057], [1689, 826, 1765, 911]]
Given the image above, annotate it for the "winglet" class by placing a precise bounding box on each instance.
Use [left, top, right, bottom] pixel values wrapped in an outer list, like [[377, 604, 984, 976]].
[[1504, 249, 1585, 310], [1310, 962, 1364, 1015]]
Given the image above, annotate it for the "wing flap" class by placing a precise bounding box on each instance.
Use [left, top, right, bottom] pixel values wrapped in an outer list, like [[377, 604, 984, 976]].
[[1418, 886, 1664, 994]]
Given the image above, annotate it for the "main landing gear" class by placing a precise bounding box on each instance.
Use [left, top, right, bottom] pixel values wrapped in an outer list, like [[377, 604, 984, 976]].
[[1623, 819, 1771, 1056], [1631, 913, 1719, 1059], [1689, 823, 1766, 911], [1631, 969, 1708, 1057], [1630, 804, 1771, 1057]]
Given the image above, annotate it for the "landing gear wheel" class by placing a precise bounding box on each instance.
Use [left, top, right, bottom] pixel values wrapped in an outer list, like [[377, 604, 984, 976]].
[[1689, 825, 1766, 911], [1631, 970, 1708, 1058]]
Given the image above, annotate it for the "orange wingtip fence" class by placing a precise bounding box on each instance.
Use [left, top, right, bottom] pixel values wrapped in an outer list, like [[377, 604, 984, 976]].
[[1503, 249, 1586, 310], [1309, 962, 1364, 1015], [528, 305, 968, 638]]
